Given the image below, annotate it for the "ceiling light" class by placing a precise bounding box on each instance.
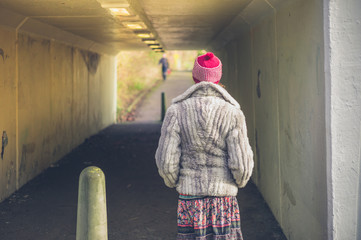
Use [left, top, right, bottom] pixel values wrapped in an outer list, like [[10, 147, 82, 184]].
[[148, 44, 160, 48], [136, 33, 152, 38], [123, 22, 146, 29], [135, 30, 153, 39], [142, 39, 157, 44], [109, 7, 130, 16], [99, 1, 134, 16]]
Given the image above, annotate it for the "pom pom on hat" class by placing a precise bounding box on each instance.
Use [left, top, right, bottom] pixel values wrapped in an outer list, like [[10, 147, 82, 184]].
[[192, 52, 222, 84], [197, 52, 219, 68]]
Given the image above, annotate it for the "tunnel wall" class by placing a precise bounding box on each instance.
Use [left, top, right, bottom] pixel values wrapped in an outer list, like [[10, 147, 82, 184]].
[[325, 0, 361, 239], [213, 0, 327, 239], [0, 24, 116, 202]]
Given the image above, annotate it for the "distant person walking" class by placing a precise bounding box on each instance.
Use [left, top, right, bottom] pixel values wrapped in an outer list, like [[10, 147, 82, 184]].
[[159, 53, 169, 81], [156, 52, 254, 240]]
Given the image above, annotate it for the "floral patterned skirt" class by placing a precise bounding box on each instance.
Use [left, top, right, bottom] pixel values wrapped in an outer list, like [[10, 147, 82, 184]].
[[177, 195, 243, 240]]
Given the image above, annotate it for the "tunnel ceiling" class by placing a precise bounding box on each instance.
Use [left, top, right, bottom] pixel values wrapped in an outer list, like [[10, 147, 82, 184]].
[[0, 0, 280, 52]]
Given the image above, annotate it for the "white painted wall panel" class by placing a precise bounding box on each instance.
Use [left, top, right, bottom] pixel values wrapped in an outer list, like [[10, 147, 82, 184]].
[[0, 26, 17, 201], [71, 49, 90, 147], [98, 55, 117, 128], [326, 0, 361, 239], [277, 1, 327, 239], [18, 34, 53, 186], [0, 28, 116, 201], [214, 0, 327, 239], [49, 41, 74, 162], [251, 15, 281, 222]]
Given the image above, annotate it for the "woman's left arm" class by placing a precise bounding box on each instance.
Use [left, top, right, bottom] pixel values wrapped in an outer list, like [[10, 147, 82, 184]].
[[226, 109, 254, 188]]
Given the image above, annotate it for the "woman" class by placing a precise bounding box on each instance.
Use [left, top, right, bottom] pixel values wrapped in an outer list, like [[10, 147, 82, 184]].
[[155, 52, 254, 240]]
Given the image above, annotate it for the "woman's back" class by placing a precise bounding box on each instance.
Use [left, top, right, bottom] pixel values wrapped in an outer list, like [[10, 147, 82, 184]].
[[161, 82, 250, 196]]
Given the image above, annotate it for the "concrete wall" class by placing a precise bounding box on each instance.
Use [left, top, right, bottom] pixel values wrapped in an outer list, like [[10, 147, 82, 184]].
[[212, 0, 327, 239], [0, 26, 17, 200], [325, 0, 361, 239], [0, 23, 116, 201]]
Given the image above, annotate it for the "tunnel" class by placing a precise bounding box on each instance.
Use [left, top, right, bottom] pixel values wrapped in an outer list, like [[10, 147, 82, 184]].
[[0, 0, 360, 239]]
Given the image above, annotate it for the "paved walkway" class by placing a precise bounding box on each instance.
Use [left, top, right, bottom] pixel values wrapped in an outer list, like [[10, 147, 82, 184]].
[[0, 72, 287, 240], [134, 71, 194, 122]]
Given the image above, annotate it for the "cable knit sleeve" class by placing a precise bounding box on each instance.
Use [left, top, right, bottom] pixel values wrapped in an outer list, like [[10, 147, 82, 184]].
[[155, 105, 181, 188], [226, 109, 254, 188]]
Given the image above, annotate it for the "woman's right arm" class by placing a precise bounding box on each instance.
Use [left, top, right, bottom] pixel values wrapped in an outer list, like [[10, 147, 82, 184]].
[[155, 105, 181, 188]]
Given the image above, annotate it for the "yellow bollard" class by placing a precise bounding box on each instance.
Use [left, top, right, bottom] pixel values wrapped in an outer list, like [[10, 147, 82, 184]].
[[76, 166, 108, 240]]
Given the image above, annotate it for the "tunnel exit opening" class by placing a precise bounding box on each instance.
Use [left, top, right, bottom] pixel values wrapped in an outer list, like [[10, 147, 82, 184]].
[[115, 50, 198, 122]]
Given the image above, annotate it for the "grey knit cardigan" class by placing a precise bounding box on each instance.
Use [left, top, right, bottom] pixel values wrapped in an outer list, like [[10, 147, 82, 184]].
[[155, 82, 254, 196]]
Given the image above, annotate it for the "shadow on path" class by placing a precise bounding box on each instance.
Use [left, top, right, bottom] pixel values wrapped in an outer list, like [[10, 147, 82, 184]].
[[0, 123, 286, 240]]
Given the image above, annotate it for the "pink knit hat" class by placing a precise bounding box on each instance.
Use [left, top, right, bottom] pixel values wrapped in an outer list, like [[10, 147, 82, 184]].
[[192, 52, 222, 84]]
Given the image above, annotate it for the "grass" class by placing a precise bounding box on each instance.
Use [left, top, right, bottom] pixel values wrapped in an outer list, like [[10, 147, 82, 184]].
[[116, 51, 162, 122]]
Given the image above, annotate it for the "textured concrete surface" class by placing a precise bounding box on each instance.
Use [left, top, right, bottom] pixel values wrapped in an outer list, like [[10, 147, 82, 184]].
[[0, 123, 286, 240], [0, 28, 117, 202], [326, 0, 361, 239], [213, 0, 328, 239], [0, 25, 17, 203], [76, 166, 108, 240]]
